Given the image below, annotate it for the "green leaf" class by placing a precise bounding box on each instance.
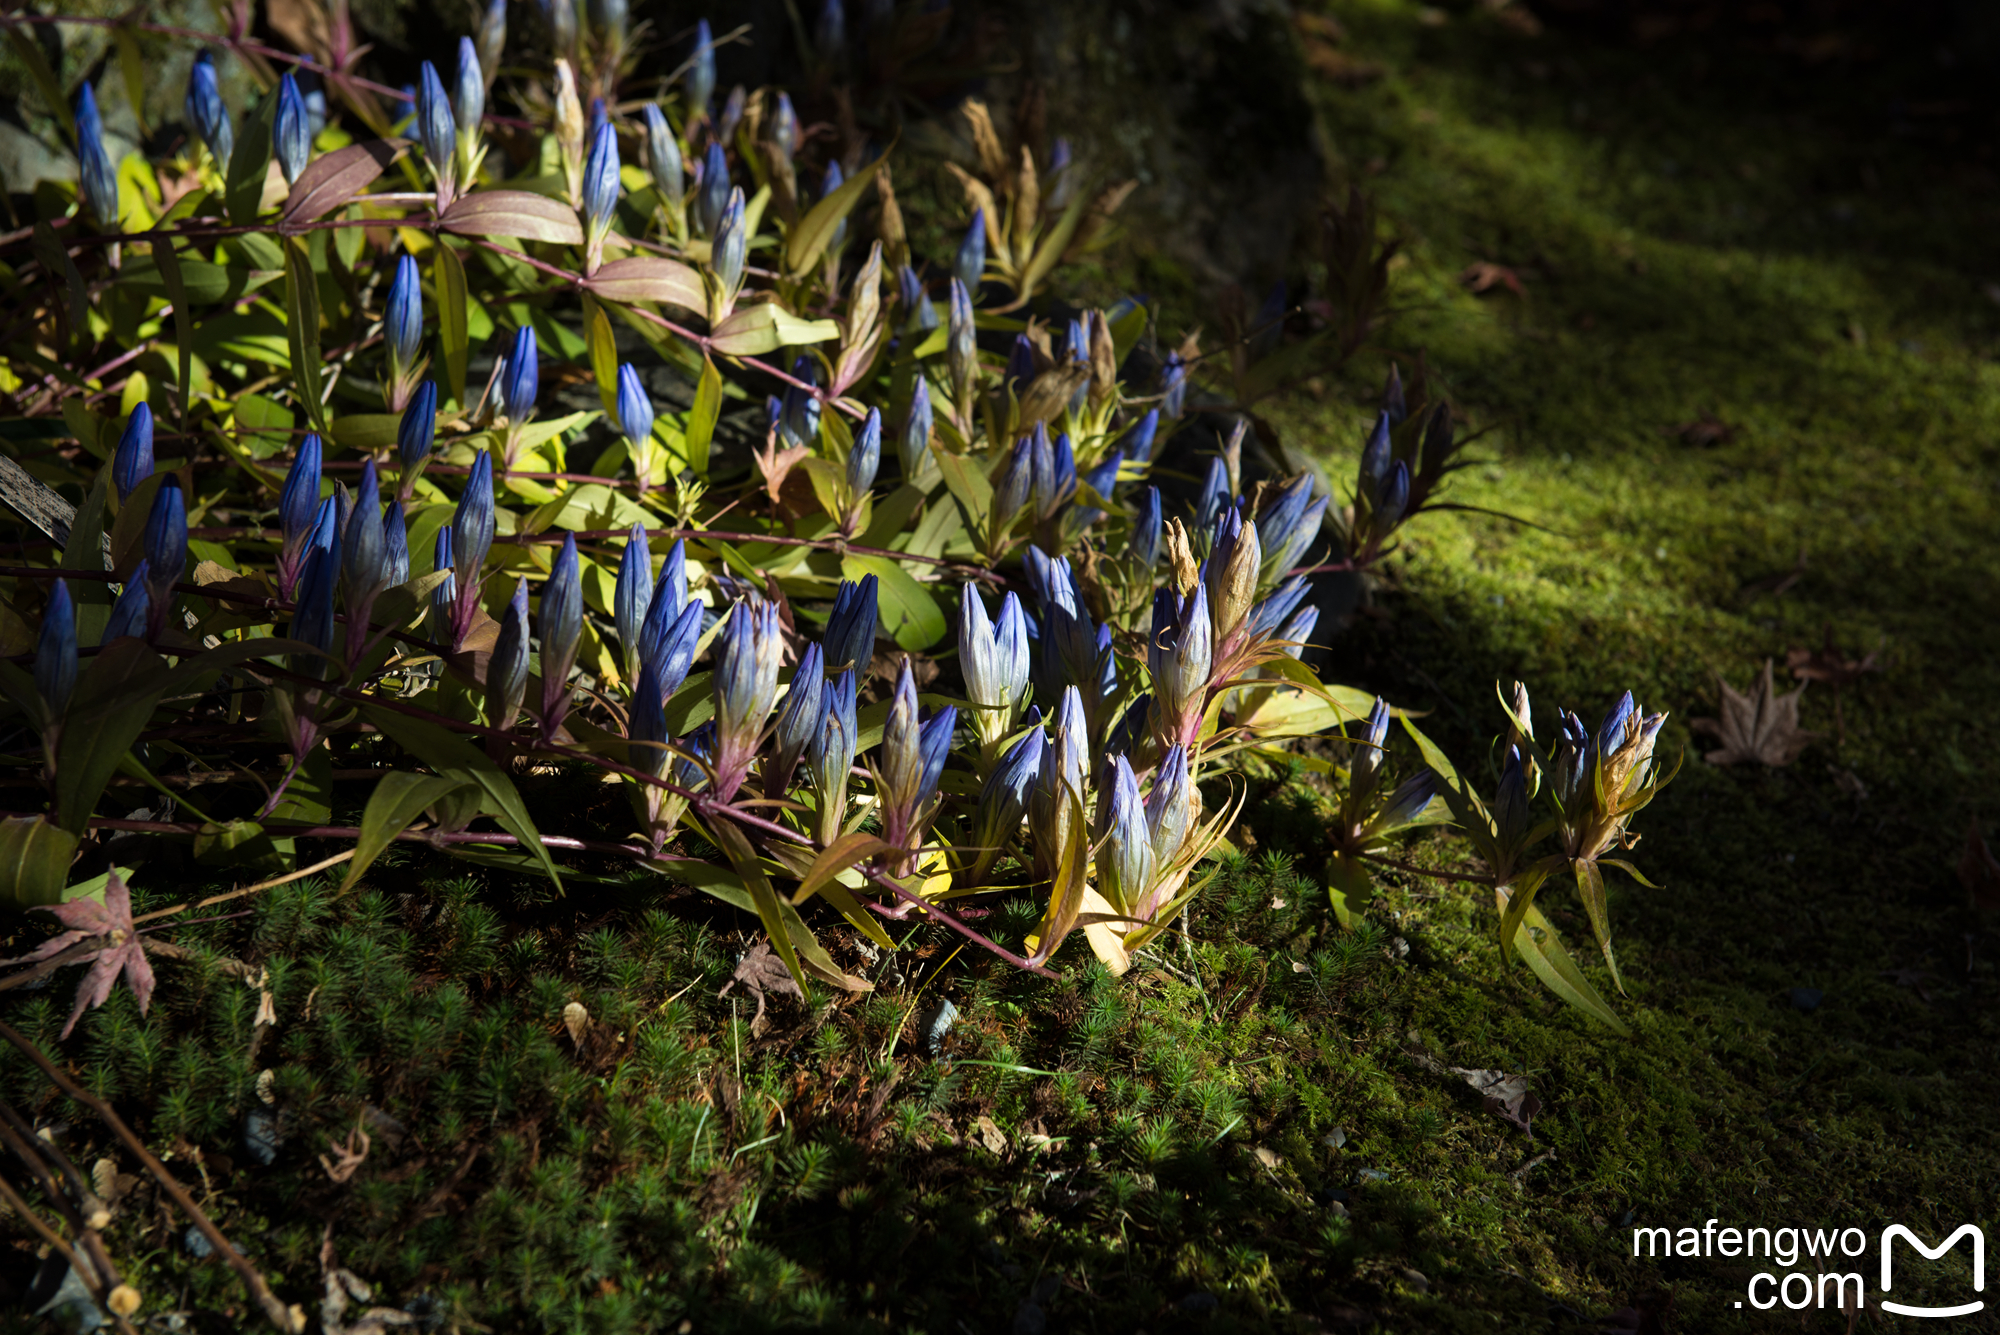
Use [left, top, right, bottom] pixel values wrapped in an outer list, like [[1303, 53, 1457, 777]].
[[1014, 191, 1091, 304], [53, 640, 171, 835], [279, 139, 401, 227], [342, 772, 473, 892], [33, 222, 88, 341], [435, 240, 470, 410], [933, 449, 993, 533], [0, 817, 79, 909], [233, 394, 296, 458], [792, 832, 895, 907], [360, 705, 563, 889], [1574, 857, 1623, 992], [708, 303, 841, 357], [1327, 851, 1375, 928], [1495, 863, 1554, 965], [330, 414, 403, 453], [193, 819, 284, 871], [786, 151, 888, 277], [150, 235, 195, 434], [284, 237, 326, 434], [225, 90, 277, 227], [1514, 903, 1629, 1034], [707, 816, 809, 992], [841, 553, 945, 650], [685, 356, 721, 480], [114, 28, 147, 140], [582, 293, 620, 420], [60, 472, 112, 641], [5, 26, 74, 143]]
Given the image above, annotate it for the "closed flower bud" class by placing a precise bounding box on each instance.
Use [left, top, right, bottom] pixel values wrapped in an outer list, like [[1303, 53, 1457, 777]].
[[453, 38, 486, 179], [429, 529, 456, 643], [1195, 458, 1230, 536], [449, 452, 495, 643], [1276, 604, 1319, 658], [1350, 696, 1392, 802], [642, 600, 704, 708], [581, 119, 621, 250], [416, 62, 457, 191], [614, 522, 652, 682], [643, 103, 685, 208], [1204, 510, 1262, 644], [278, 433, 323, 598], [35, 580, 77, 724], [292, 523, 341, 664], [697, 141, 730, 236], [673, 721, 715, 795], [1494, 745, 1530, 852], [846, 407, 882, 499], [1130, 486, 1163, 569], [824, 575, 878, 674], [1149, 584, 1212, 747], [947, 278, 977, 397], [488, 577, 532, 731], [970, 719, 1043, 882], [767, 641, 825, 796], [75, 84, 120, 224], [1257, 473, 1326, 587], [185, 52, 234, 168], [1147, 744, 1195, 867], [1095, 754, 1155, 915], [1161, 352, 1190, 420], [710, 598, 784, 799], [770, 92, 799, 163], [399, 381, 438, 482], [1033, 686, 1090, 847], [899, 265, 938, 333], [1367, 770, 1437, 837], [143, 478, 187, 637], [1357, 410, 1393, 495], [113, 403, 154, 503], [638, 537, 690, 662], [687, 20, 716, 118], [808, 667, 859, 842], [1117, 409, 1161, 467], [342, 460, 388, 601], [960, 584, 1031, 749], [383, 501, 410, 587], [990, 433, 1033, 536], [475, 0, 507, 82], [711, 186, 747, 306], [539, 533, 583, 731], [628, 653, 671, 776], [718, 85, 746, 144], [103, 562, 151, 644], [1244, 575, 1310, 643], [384, 253, 424, 393], [500, 325, 538, 422], [820, 161, 848, 251], [899, 378, 933, 476], [1383, 363, 1407, 427], [880, 657, 953, 859], [1373, 460, 1410, 534], [954, 209, 986, 294], [1024, 545, 1098, 697], [613, 363, 655, 459]]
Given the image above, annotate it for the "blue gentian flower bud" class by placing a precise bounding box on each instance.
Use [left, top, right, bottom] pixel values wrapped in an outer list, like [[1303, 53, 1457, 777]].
[[687, 20, 716, 117], [880, 657, 954, 861], [1064, 317, 1087, 364], [384, 253, 424, 393], [820, 161, 848, 251], [898, 265, 938, 333], [488, 577, 532, 732], [697, 141, 730, 236], [672, 721, 716, 796], [103, 562, 151, 644], [1350, 696, 1391, 802], [711, 187, 746, 306], [428, 529, 455, 643], [629, 653, 671, 776], [394, 84, 416, 123], [35, 580, 77, 723], [399, 381, 438, 484], [343, 460, 388, 601], [539, 533, 584, 732], [824, 575, 878, 674], [1204, 510, 1261, 644], [476, 0, 507, 81], [1032, 686, 1089, 850], [900, 378, 933, 477], [1004, 335, 1037, 389], [453, 36, 485, 140], [1150, 584, 1212, 750], [846, 408, 882, 499], [331, 482, 352, 556], [1025, 545, 1098, 697], [1130, 487, 1163, 569], [1276, 604, 1318, 658], [770, 93, 799, 162], [1373, 460, 1410, 534], [415, 62, 457, 192], [807, 667, 858, 842], [1118, 409, 1161, 466], [1043, 430, 1076, 516], [643, 103, 685, 209], [274, 74, 312, 185], [947, 278, 977, 395], [1259, 474, 1328, 587], [1383, 364, 1407, 427], [719, 85, 746, 144], [500, 325, 538, 422], [614, 522, 653, 682], [767, 641, 825, 796], [1079, 448, 1118, 518], [1046, 137, 1075, 210], [581, 119, 621, 252], [778, 354, 819, 448], [143, 479, 186, 637], [991, 433, 1034, 537], [1245, 575, 1311, 642], [1095, 754, 1155, 914], [954, 210, 986, 294], [961, 584, 1031, 751], [711, 598, 784, 800], [1195, 458, 1230, 536], [1357, 410, 1393, 495], [643, 600, 704, 706], [185, 52, 234, 168], [113, 403, 154, 503], [383, 501, 410, 587], [1147, 744, 1195, 867], [448, 452, 495, 645], [969, 717, 1043, 881], [1366, 771, 1437, 836], [75, 84, 121, 225], [292, 529, 341, 664], [278, 433, 323, 598], [1595, 691, 1636, 761], [1494, 745, 1530, 852], [817, 0, 847, 56], [1161, 352, 1189, 420], [638, 537, 688, 655]]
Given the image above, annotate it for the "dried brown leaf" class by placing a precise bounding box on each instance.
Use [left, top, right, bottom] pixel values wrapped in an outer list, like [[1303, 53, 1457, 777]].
[[1689, 659, 1816, 766]]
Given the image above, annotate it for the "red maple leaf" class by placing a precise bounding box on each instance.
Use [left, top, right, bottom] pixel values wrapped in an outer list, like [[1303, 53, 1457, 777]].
[[0, 873, 156, 1038]]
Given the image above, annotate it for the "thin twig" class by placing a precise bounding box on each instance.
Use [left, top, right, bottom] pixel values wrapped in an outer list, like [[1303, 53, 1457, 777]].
[[0, 1020, 299, 1332], [131, 849, 356, 926]]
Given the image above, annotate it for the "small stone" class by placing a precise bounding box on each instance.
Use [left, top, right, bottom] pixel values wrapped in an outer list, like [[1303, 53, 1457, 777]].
[[918, 997, 958, 1057], [242, 1106, 280, 1166], [1323, 1125, 1347, 1149], [1354, 1167, 1390, 1184], [184, 1225, 214, 1259], [1399, 1268, 1430, 1292]]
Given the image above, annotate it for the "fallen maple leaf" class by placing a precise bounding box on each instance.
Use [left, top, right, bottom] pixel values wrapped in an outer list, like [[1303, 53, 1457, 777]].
[[1452, 1066, 1543, 1136], [1786, 627, 1880, 743], [1689, 660, 1817, 766], [1959, 819, 2000, 912], [717, 939, 803, 1036], [0, 872, 156, 1038], [319, 1123, 371, 1184], [1460, 262, 1526, 297]]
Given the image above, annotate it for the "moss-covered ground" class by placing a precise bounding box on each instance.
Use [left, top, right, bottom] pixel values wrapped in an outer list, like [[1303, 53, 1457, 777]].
[[7, 2, 2000, 1331]]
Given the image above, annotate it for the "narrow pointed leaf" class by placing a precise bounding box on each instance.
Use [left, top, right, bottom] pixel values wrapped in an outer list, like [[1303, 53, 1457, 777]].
[[342, 771, 473, 891]]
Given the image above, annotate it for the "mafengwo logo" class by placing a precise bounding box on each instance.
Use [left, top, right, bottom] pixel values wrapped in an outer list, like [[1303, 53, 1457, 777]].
[[1633, 1221, 1985, 1317]]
